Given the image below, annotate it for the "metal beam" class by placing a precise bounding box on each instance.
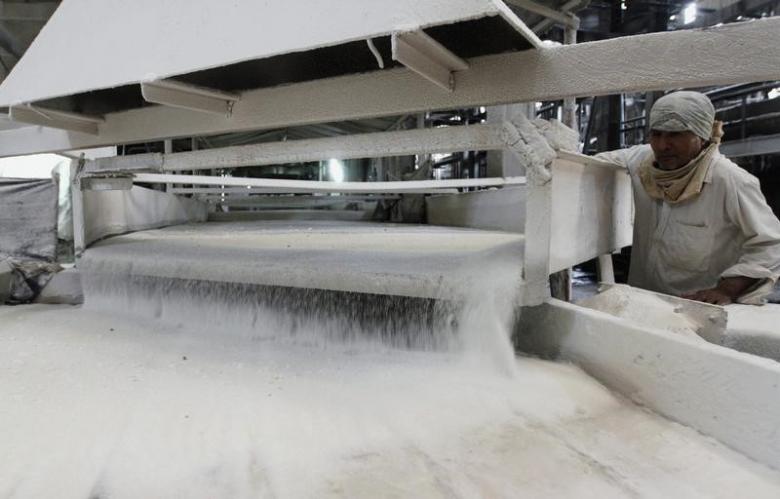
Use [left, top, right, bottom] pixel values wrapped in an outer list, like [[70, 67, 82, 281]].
[[89, 123, 508, 173], [201, 195, 398, 208], [493, 0, 545, 49], [131, 173, 527, 193], [391, 30, 468, 91], [177, 189, 400, 198], [171, 187, 324, 195], [173, 187, 457, 195], [505, 0, 579, 29], [720, 133, 780, 158], [1, 18, 779, 157], [141, 80, 240, 116], [9, 105, 104, 135], [533, 0, 588, 33]]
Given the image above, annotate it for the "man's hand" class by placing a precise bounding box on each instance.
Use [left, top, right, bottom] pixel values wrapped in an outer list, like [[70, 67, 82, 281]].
[[681, 276, 759, 305], [681, 287, 734, 305]]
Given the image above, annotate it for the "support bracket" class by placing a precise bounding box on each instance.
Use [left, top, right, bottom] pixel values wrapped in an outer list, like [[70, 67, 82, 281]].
[[131, 172, 526, 193], [391, 30, 468, 91], [141, 79, 240, 116], [9, 104, 104, 135], [505, 0, 580, 30]]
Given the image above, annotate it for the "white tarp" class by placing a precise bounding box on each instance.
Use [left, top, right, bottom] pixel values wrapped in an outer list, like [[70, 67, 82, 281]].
[[0, 177, 59, 261], [0, 154, 74, 241], [0, 0, 531, 107], [82, 186, 208, 248]]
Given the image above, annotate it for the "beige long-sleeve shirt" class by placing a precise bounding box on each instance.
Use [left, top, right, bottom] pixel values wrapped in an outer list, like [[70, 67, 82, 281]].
[[596, 144, 780, 303]]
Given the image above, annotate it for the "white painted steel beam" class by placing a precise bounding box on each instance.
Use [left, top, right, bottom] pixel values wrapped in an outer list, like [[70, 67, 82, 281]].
[[171, 187, 307, 195], [719, 133, 780, 158], [504, 0, 579, 29], [548, 158, 632, 274], [0, 0, 530, 107], [518, 299, 780, 470], [205, 195, 394, 208], [9, 105, 104, 135], [532, 0, 586, 32], [131, 173, 526, 193], [141, 80, 240, 116], [89, 123, 508, 173], [171, 187, 331, 195], [492, 0, 544, 48], [1, 19, 779, 157], [172, 187, 456, 195], [391, 30, 468, 91], [194, 193, 399, 200]]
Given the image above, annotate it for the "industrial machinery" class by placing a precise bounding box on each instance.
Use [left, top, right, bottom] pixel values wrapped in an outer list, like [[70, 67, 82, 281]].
[[1, 1, 780, 496]]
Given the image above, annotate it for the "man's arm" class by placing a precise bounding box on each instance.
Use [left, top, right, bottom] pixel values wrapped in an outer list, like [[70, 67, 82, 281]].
[[687, 172, 780, 305], [682, 276, 759, 305], [593, 144, 649, 171]]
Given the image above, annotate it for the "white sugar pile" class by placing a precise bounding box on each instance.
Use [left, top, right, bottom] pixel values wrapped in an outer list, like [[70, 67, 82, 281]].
[[2, 305, 779, 498], [2, 225, 779, 497]]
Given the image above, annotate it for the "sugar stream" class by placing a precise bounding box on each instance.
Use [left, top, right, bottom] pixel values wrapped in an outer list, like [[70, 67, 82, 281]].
[[79, 241, 523, 371], [29, 245, 533, 498]]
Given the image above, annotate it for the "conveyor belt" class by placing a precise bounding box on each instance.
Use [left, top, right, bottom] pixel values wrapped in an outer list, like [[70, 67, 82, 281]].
[[80, 220, 525, 301]]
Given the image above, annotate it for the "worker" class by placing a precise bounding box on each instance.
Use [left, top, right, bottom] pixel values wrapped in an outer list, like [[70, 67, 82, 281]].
[[596, 90, 780, 305]]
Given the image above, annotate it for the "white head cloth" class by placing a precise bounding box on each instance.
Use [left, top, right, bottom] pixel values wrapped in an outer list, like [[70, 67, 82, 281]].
[[649, 91, 715, 141]]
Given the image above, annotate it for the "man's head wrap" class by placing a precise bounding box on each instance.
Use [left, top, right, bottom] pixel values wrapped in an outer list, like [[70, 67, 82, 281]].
[[649, 91, 716, 141]]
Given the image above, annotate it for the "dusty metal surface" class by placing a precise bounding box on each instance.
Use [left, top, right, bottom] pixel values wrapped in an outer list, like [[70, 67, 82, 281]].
[[0, 18, 778, 156], [79, 220, 526, 301], [0, 0, 536, 108], [517, 298, 780, 470]]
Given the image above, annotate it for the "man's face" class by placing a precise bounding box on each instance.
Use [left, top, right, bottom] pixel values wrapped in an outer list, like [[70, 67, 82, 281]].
[[649, 129, 704, 170]]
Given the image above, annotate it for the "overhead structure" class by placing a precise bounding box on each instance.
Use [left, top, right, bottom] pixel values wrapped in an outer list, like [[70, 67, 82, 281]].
[[504, 0, 580, 29], [0, 2, 776, 156], [0, 0, 539, 121], [0, 20, 775, 156]]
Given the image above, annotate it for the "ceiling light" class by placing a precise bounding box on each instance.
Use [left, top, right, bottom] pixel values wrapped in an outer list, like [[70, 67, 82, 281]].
[[683, 3, 697, 25], [328, 158, 345, 183]]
